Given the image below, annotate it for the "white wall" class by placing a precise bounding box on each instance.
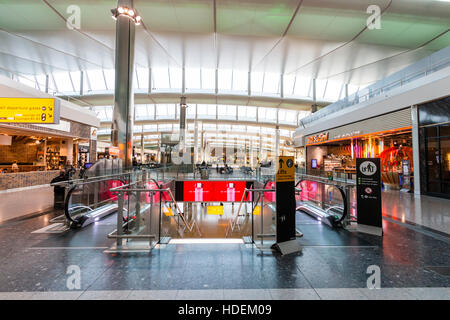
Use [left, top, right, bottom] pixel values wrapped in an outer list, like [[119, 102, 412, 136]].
[[0, 186, 53, 222]]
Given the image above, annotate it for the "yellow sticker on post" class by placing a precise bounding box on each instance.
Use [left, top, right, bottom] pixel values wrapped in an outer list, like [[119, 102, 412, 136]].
[[0, 98, 60, 124], [207, 206, 223, 215], [276, 156, 295, 182]]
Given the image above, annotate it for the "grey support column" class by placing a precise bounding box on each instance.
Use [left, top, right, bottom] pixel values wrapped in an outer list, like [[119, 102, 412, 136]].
[[275, 126, 280, 162], [45, 75, 49, 94], [200, 129, 204, 162], [194, 118, 199, 164], [80, 71, 84, 96], [179, 97, 187, 152], [311, 78, 317, 113], [141, 134, 144, 164], [258, 129, 263, 163], [111, 0, 136, 168], [411, 105, 421, 195]]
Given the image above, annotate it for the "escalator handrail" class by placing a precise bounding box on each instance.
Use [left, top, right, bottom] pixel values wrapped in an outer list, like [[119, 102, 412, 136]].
[[64, 178, 128, 224], [295, 178, 348, 225], [64, 184, 78, 224]]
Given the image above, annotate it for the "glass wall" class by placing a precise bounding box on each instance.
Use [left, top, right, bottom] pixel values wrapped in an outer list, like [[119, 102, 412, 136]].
[[419, 97, 450, 198]]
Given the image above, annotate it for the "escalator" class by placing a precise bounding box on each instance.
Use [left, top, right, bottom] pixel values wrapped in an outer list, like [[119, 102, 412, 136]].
[[295, 178, 350, 228]]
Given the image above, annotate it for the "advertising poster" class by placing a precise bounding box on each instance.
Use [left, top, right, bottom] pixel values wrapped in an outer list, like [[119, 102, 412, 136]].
[[182, 181, 252, 202]]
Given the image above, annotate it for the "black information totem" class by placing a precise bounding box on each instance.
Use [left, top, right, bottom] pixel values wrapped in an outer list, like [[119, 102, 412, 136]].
[[275, 156, 296, 243], [356, 158, 383, 235]]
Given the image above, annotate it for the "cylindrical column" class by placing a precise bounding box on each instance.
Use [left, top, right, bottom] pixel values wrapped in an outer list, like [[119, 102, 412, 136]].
[[275, 126, 280, 163], [179, 97, 187, 152], [194, 119, 199, 164], [311, 78, 317, 113], [141, 134, 144, 164], [111, 0, 136, 168], [258, 131, 263, 164], [411, 105, 421, 195]]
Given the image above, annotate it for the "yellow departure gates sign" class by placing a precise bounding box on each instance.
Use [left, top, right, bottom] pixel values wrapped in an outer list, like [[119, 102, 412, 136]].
[[0, 98, 60, 124], [276, 156, 295, 182]]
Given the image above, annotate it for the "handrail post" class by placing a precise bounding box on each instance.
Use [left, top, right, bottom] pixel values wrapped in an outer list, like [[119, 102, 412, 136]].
[[116, 191, 124, 247], [149, 190, 153, 246], [260, 190, 264, 246], [135, 190, 141, 230], [158, 190, 162, 243]]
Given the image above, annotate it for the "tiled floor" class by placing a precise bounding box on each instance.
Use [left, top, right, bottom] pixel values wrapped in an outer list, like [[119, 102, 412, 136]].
[[0, 288, 448, 300], [382, 190, 450, 235], [0, 197, 448, 300]]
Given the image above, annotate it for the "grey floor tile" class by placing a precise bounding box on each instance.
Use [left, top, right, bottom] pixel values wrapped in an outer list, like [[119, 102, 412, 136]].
[[269, 288, 320, 300], [78, 290, 132, 300], [316, 288, 369, 300], [401, 287, 450, 300], [176, 289, 224, 300], [223, 289, 272, 300], [0, 292, 34, 300], [359, 288, 416, 300], [31, 291, 83, 300], [127, 290, 178, 300]]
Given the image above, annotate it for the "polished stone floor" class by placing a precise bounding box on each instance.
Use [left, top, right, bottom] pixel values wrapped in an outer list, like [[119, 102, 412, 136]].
[[0, 203, 448, 300], [382, 190, 450, 235]]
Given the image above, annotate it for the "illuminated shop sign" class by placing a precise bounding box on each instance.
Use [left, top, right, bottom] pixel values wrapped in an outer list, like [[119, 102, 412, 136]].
[[108, 146, 120, 156], [0, 98, 60, 124], [306, 132, 328, 144], [333, 131, 361, 139]]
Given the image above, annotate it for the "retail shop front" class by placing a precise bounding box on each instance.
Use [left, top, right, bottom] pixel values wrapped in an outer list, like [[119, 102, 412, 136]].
[[300, 108, 414, 191], [0, 121, 98, 222]]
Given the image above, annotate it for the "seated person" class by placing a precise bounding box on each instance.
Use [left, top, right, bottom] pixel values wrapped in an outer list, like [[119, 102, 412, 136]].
[[50, 169, 67, 209], [11, 160, 19, 173]]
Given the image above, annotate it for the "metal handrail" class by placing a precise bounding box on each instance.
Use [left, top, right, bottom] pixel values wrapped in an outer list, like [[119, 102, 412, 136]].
[[109, 183, 201, 236], [52, 172, 131, 187], [226, 187, 275, 237]]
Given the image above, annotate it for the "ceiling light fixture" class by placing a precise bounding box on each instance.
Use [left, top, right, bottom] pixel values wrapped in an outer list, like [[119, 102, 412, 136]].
[[111, 6, 141, 25]]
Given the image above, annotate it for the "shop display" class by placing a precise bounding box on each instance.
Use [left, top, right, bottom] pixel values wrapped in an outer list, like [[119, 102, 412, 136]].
[[46, 146, 61, 170]]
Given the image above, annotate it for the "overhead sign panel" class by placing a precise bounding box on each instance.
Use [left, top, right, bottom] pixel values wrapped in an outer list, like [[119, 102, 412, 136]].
[[0, 98, 60, 124]]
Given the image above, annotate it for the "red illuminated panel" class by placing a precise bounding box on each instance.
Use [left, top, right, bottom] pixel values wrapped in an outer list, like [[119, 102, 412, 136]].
[[183, 181, 250, 202], [297, 180, 318, 202], [102, 180, 128, 201]]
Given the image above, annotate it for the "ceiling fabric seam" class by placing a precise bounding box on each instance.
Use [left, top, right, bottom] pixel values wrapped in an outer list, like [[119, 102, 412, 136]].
[[325, 28, 450, 80], [0, 50, 71, 73], [286, 0, 394, 75], [0, 28, 105, 70], [251, 0, 304, 72], [140, 20, 182, 68], [41, 0, 114, 53]]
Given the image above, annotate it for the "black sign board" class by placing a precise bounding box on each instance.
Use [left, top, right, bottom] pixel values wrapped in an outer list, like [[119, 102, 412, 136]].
[[356, 158, 383, 235], [275, 181, 297, 243]]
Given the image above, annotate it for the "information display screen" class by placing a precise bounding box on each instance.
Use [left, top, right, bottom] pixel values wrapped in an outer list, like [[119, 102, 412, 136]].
[[183, 181, 252, 202]]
